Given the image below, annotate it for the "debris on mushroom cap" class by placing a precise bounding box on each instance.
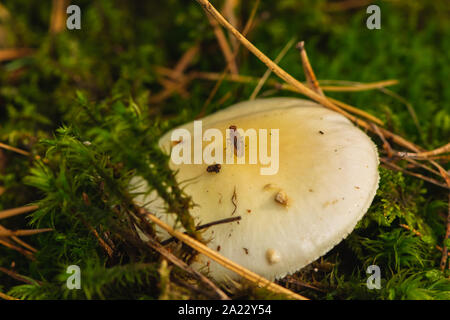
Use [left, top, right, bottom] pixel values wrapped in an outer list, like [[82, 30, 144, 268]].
[[274, 190, 289, 207], [131, 97, 380, 281], [266, 249, 281, 265], [206, 163, 221, 173]]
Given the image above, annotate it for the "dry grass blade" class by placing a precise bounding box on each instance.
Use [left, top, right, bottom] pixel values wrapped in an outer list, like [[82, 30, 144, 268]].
[[378, 87, 422, 138], [144, 234, 230, 300], [399, 224, 449, 256], [0, 291, 19, 300], [0, 267, 42, 285], [318, 79, 398, 92], [128, 211, 230, 299], [371, 123, 394, 157], [0, 228, 53, 237], [142, 209, 308, 300], [0, 224, 38, 253], [171, 44, 200, 79], [0, 238, 35, 259], [0, 48, 34, 62], [197, 0, 260, 117], [297, 41, 324, 96], [195, 0, 425, 155], [0, 205, 39, 220], [162, 216, 242, 246], [403, 158, 442, 177], [205, 11, 239, 75], [190, 71, 398, 93], [380, 158, 449, 190], [222, 0, 240, 50], [296, 43, 384, 126], [0, 142, 31, 156], [441, 194, 450, 270], [49, 0, 69, 34], [150, 44, 199, 104], [398, 143, 450, 159], [250, 37, 296, 100]]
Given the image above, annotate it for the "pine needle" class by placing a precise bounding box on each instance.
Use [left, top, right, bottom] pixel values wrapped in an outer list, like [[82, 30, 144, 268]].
[[49, 0, 69, 34], [0, 48, 34, 62], [250, 37, 296, 100], [0, 228, 53, 237], [0, 205, 39, 220], [0, 291, 19, 300], [0, 142, 31, 156]]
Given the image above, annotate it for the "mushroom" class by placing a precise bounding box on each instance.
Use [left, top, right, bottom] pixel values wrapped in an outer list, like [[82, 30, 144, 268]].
[[132, 97, 379, 281]]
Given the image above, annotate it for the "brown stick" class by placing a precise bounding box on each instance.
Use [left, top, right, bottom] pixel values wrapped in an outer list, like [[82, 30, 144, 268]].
[[161, 216, 242, 246], [190, 71, 398, 93], [318, 79, 399, 92], [150, 44, 199, 104], [0, 291, 18, 300], [440, 193, 450, 270], [195, 0, 424, 155], [222, 0, 240, 50], [0, 142, 31, 156], [49, 0, 69, 34], [250, 37, 296, 100], [128, 212, 230, 300], [399, 224, 449, 255], [0, 224, 38, 253], [398, 143, 450, 159], [0, 205, 39, 220], [371, 123, 394, 157], [205, 11, 239, 74], [197, 0, 260, 117], [0, 238, 35, 259], [329, 97, 384, 126], [0, 267, 42, 285], [145, 234, 230, 300], [0, 48, 34, 62], [143, 209, 308, 300], [380, 158, 449, 190], [297, 41, 324, 96], [0, 228, 53, 237]]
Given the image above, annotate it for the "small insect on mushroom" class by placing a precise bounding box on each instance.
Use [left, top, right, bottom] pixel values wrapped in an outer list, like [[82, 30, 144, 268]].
[[206, 163, 221, 173], [229, 125, 242, 156]]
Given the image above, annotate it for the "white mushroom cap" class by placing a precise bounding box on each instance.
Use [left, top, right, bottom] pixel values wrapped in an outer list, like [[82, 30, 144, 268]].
[[132, 97, 379, 281]]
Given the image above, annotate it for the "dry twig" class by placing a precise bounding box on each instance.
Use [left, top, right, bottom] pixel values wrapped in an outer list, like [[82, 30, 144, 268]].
[[0, 142, 31, 157], [0, 205, 39, 220], [142, 208, 308, 300], [0, 228, 53, 237], [297, 41, 324, 96], [250, 37, 296, 100], [205, 11, 239, 75], [49, 0, 69, 34], [0, 48, 34, 62]]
